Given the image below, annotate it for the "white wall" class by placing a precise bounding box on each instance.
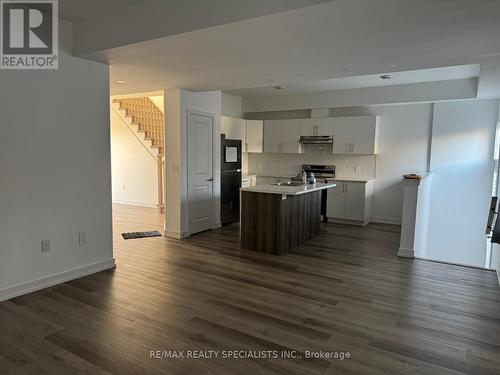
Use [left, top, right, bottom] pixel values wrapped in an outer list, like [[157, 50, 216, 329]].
[[334, 104, 433, 224], [149, 95, 164, 112], [222, 93, 243, 117], [247, 103, 433, 223], [0, 20, 114, 301], [164, 89, 221, 238], [110, 109, 158, 207], [426, 100, 499, 267]]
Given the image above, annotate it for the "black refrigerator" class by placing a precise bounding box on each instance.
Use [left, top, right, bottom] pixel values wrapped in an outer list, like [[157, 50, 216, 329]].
[[221, 135, 242, 225]]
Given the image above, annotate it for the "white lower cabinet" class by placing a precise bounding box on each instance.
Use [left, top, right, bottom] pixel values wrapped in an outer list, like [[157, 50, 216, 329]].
[[326, 180, 373, 225]]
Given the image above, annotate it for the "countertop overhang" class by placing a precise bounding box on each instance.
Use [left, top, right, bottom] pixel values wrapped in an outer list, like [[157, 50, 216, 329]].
[[240, 182, 337, 196]]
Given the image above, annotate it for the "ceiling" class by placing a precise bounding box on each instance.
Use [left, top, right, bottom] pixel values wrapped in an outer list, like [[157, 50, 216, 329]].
[[60, 0, 143, 22], [75, 0, 500, 97], [227, 65, 481, 97]]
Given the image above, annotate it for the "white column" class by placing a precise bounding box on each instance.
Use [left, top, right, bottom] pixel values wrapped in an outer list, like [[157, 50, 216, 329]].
[[398, 175, 432, 258]]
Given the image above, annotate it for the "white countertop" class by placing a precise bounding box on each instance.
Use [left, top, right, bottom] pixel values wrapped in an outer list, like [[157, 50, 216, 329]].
[[247, 172, 296, 178], [241, 182, 336, 196], [326, 177, 374, 183]]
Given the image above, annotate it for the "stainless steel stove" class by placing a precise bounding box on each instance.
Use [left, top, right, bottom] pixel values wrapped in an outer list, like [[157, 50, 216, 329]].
[[302, 164, 336, 182], [302, 164, 336, 222]]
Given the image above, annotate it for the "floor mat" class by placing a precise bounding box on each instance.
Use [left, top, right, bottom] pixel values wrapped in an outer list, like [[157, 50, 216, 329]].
[[121, 231, 162, 240]]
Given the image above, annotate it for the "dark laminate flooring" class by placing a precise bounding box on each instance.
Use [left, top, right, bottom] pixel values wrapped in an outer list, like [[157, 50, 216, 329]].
[[1, 204, 500, 374]]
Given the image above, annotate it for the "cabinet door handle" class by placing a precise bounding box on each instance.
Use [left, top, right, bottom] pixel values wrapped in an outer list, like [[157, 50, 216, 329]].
[[345, 182, 347, 193]]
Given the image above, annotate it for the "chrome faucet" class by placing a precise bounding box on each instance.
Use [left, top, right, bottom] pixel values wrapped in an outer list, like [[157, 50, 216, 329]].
[[301, 169, 307, 184]]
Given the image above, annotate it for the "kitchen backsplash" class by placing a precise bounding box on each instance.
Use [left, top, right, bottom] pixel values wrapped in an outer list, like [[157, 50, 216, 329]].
[[246, 152, 376, 179]]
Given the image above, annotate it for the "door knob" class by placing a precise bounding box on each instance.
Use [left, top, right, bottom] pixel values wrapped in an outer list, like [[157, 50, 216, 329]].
[[206, 178, 213, 182]]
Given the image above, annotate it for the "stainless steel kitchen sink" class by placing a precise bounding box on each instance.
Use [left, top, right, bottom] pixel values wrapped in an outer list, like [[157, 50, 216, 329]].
[[271, 181, 305, 186]]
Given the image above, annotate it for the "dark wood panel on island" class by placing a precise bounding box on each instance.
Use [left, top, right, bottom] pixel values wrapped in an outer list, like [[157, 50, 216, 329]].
[[240, 190, 322, 254]]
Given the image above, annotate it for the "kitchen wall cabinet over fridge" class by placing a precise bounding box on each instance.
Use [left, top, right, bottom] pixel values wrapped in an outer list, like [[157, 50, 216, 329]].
[[221, 116, 246, 143]]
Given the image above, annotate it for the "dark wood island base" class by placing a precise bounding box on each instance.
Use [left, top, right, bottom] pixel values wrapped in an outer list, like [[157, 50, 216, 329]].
[[240, 190, 321, 255]]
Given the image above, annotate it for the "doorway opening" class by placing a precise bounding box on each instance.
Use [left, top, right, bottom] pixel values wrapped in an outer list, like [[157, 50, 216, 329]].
[[110, 94, 165, 230]]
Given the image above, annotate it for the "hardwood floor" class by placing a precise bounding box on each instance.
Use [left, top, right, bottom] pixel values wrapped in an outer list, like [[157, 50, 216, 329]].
[[1, 203, 500, 374]]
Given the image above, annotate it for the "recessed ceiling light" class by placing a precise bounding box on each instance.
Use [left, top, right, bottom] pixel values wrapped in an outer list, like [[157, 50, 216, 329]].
[[380, 74, 392, 80], [116, 80, 128, 84], [273, 85, 287, 90]]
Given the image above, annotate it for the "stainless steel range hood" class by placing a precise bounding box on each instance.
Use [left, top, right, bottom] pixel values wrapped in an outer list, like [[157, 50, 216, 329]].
[[299, 136, 333, 144]]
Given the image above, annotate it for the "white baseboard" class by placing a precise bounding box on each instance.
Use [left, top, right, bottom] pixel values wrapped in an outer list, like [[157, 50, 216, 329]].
[[398, 247, 415, 258], [164, 229, 190, 239], [113, 199, 157, 209], [0, 259, 116, 302], [415, 256, 495, 271], [372, 217, 402, 225], [326, 218, 366, 226]]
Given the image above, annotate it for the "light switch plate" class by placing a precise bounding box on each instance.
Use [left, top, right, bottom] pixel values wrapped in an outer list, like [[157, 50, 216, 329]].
[[41, 240, 50, 252], [78, 232, 88, 247]]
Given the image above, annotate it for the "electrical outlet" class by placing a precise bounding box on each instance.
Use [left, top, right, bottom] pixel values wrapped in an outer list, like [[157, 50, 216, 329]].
[[78, 232, 88, 247], [354, 166, 361, 174], [122, 185, 126, 191], [41, 240, 50, 253], [259, 163, 263, 169]]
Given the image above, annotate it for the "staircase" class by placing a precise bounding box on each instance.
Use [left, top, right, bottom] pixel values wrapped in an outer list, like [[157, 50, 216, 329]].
[[112, 97, 165, 213], [112, 97, 165, 156]]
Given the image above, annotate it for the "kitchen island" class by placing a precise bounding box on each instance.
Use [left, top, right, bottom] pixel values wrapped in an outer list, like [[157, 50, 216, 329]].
[[240, 182, 336, 255]]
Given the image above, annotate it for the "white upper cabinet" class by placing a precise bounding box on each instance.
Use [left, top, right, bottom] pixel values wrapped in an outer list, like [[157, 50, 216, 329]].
[[333, 117, 355, 154], [316, 118, 334, 136], [281, 119, 300, 153], [353, 116, 380, 154], [300, 119, 317, 136], [300, 118, 334, 136], [221, 116, 246, 142], [245, 120, 263, 153], [264, 119, 300, 153], [263, 120, 282, 153], [333, 116, 379, 154]]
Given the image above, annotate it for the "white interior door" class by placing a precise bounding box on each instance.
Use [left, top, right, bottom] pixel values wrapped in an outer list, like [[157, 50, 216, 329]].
[[188, 112, 214, 234]]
